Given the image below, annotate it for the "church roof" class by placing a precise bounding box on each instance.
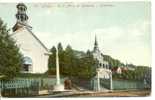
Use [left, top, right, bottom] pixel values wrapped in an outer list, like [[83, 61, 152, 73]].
[[17, 3, 27, 9], [11, 27, 50, 53], [26, 28, 49, 53]]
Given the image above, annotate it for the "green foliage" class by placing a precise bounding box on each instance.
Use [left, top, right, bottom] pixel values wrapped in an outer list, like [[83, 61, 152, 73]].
[[103, 55, 123, 68], [48, 44, 96, 79], [48, 43, 151, 81], [134, 66, 151, 81], [0, 18, 22, 80], [45, 69, 56, 76], [48, 46, 56, 69], [112, 66, 151, 81], [16, 73, 48, 78], [77, 51, 96, 79]]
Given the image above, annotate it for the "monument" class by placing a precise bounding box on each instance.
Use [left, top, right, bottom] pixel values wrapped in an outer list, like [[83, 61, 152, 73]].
[[53, 47, 64, 91]]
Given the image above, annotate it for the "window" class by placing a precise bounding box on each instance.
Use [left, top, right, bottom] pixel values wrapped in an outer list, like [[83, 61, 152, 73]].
[[23, 64, 29, 71], [22, 56, 32, 72], [100, 63, 102, 67]]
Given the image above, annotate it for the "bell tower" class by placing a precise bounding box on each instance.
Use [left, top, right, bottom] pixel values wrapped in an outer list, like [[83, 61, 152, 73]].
[[13, 3, 32, 32], [16, 3, 28, 24]]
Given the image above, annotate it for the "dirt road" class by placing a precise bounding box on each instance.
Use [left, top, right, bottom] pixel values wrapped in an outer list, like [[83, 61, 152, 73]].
[[69, 90, 151, 97]]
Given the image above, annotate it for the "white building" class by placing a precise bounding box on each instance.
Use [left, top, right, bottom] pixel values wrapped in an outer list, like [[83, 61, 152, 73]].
[[116, 67, 122, 74], [92, 35, 112, 91], [11, 3, 50, 73], [92, 35, 109, 69]]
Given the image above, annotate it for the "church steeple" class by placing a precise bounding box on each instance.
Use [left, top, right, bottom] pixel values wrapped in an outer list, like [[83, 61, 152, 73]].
[[13, 3, 32, 32], [95, 35, 98, 47], [94, 35, 99, 51]]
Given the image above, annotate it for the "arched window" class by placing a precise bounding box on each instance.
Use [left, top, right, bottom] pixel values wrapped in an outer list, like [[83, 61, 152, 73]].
[[23, 56, 32, 72], [100, 63, 102, 67]]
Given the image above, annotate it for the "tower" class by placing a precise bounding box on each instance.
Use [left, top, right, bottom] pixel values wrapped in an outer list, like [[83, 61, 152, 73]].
[[92, 35, 112, 91], [94, 35, 99, 52], [92, 35, 109, 69], [12, 3, 32, 32]]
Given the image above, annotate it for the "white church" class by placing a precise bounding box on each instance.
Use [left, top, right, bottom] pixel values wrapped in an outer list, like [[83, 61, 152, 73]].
[[11, 3, 50, 73], [92, 35, 109, 69], [92, 36, 112, 91]]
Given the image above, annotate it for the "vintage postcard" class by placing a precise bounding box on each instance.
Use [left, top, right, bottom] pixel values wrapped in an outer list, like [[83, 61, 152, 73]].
[[0, 1, 151, 97]]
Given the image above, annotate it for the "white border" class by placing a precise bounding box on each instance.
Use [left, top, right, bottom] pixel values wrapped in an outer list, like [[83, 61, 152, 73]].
[[0, 0, 152, 3], [0, 0, 154, 100]]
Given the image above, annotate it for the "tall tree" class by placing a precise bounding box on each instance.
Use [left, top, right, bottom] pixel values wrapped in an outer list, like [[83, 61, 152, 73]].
[[63, 45, 74, 77], [0, 18, 22, 80], [47, 46, 56, 75], [58, 42, 63, 52], [78, 50, 96, 79]]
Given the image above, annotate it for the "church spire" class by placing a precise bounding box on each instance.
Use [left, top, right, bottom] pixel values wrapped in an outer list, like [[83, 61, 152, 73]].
[[95, 35, 98, 47], [94, 34, 99, 51], [13, 3, 32, 32]]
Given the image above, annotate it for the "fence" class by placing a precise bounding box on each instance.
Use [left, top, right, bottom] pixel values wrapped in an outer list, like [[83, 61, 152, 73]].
[[72, 78, 147, 91], [0, 77, 66, 97], [0, 77, 149, 97], [112, 80, 146, 90], [91, 78, 111, 91], [0, 78, 40, 97]]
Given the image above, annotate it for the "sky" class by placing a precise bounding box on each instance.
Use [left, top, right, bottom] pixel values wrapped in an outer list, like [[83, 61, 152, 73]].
[[0, 2, 151, 66]]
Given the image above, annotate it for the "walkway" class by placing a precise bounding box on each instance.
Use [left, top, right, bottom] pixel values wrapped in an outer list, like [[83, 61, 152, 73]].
[[36, 90, 150, 97]]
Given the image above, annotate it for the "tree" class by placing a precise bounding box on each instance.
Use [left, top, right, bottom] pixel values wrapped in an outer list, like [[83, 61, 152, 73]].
[[0, 18, 22, 80], [48, 44, 97, 79], [58, 42, 63, 52], [78, 50, 96, 79], [103, 55, 123, 68], [48, 46, 56, 69], [47, 46, 56, 75], [63, 45, 74, 77]]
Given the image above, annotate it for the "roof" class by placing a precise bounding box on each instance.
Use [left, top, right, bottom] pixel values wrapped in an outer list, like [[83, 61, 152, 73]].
[[26, 28, 49, 52], [17, 3, 27, 9], [11, 27, 50, 53]]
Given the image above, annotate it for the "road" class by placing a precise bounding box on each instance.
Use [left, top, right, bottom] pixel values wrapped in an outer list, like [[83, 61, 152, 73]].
[[36, 90, 151, 97]]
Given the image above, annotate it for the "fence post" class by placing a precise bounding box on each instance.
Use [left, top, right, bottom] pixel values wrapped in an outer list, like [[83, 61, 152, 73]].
[[110, 73, 113, 91], [97, 70, 100, 91]]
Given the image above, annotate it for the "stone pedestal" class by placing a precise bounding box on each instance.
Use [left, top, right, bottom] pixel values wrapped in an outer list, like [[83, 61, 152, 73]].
[[53, 84, 64, 91]]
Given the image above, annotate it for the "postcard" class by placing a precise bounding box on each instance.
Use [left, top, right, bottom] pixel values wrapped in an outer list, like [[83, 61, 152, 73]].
[[0, 1, 151, 97]]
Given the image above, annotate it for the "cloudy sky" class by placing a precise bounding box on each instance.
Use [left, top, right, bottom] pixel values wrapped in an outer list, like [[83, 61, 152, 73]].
[[0, 2, 151, 66]]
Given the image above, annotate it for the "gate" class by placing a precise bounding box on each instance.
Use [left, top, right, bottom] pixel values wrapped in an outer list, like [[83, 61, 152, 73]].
[[91, 68, 112, 91]]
